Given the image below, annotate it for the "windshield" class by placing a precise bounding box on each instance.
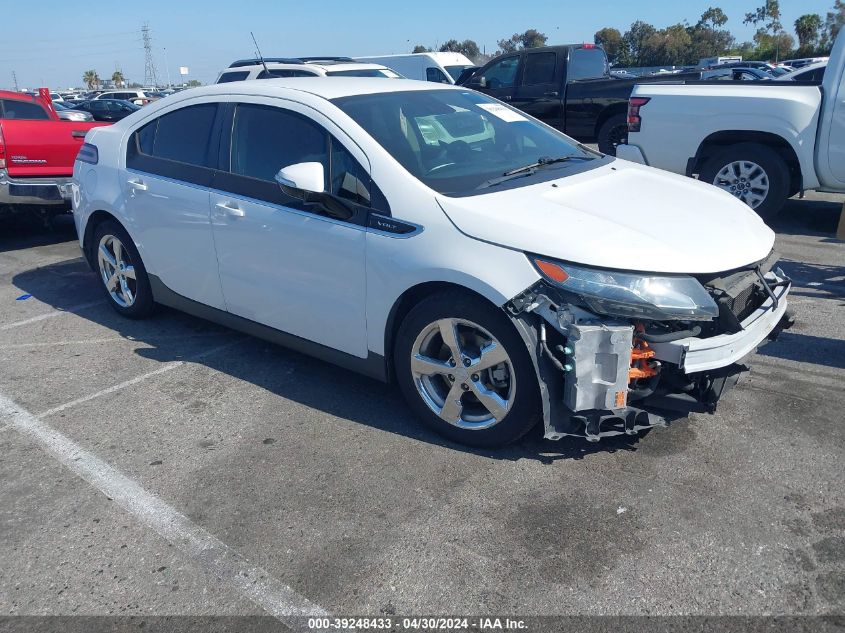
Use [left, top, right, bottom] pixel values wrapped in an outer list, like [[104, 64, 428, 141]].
[[333, 89, 600, 196], [326, 68, 401, 78], [445, 65, 473, 81]]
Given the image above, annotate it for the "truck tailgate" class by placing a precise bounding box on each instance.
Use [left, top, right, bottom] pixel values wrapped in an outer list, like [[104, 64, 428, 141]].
[[2, 120, 106, 178]]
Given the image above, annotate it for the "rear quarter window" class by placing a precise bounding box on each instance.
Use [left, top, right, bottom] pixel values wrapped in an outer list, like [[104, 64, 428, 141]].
[[568, 48, 608, 80], [217, 71, 250, 83], [0, 99, 49, 120]]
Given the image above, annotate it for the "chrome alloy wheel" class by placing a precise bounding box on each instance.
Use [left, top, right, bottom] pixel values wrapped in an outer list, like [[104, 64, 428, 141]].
[[410, 318, 515, 430], [97, 234, 137, 308], [713, 160, 770, 209]]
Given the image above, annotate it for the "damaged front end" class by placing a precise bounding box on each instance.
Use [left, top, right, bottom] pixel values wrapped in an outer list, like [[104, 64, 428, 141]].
[[506, 252, 794, 442]]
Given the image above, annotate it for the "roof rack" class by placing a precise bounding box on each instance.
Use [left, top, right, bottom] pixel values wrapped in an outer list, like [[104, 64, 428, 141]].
[[298, 56, 355, 63], [228, 58, 304, 68]]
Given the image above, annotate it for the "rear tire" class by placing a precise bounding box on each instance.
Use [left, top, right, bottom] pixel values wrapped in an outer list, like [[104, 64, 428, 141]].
[[698, 143, 790, 222], [92, 220, 154, 319], [597, 113, 628, 156], [394, 290, 541, 448]]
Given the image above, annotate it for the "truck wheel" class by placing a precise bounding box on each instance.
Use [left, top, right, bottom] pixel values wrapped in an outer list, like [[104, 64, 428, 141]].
[[393, 290, 541, 448], [93, 220, 154, 319], [698, 143, 790, 222], [597, 113, 628, 156]]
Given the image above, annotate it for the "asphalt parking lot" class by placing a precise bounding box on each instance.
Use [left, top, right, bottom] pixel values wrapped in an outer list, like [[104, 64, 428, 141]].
[[1, 193, 844, 627]]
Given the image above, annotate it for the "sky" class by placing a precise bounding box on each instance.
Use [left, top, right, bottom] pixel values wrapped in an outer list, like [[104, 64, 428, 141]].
[[1, 0, 837, 90]]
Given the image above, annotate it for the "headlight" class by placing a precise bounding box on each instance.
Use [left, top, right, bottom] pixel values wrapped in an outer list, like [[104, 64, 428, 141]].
[[532, 257, 719, 321]]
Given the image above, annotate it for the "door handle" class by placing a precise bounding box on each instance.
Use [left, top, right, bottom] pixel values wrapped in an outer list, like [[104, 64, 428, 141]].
[[215, 201, 245, 218], [127, 178, 147, 191], [544, 91, 559, 97], [502, 95, 512, 101]]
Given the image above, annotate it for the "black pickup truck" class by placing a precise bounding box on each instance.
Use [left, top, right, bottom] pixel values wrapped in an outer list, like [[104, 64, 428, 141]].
[[460, 44, 699, 154]]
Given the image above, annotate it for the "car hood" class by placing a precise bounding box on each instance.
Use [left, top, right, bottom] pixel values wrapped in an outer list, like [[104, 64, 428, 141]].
[[436, 159, 775, 274]]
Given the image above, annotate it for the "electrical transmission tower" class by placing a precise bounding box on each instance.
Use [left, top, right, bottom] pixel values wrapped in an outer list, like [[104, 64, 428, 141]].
[[12, 71, 19, 92], [141, 23, 159, 88]]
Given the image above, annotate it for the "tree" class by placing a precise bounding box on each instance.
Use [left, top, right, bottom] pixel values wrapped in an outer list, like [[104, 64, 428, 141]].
[[822, 0, 845, 50], [594, 27, 624, 64], [412, 44, 431, 53], [794, 14, 823, 55], [82, 70, 99, 90], [638, 23, 692, 66], [744, 0, 786, 60], [687, 7, 735, 61], [111, 70, 124, 88], [186, 79, 202, 87], [622, 21, 658, 66], [497, 29, 548, 54], [752, 28, 794, 60], [439, 39, 481, 59]]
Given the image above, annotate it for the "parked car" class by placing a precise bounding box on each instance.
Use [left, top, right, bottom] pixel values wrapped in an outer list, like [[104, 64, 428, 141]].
[[355, 52, 476, 84], [73, 78, 793, 447], [459, 43, 701, 154], [53, 101, 95, 122], [701, 67, 774, 81], [781, 56, 829, 69], [93, 90, 157, 106], [617, 31, 845, 220], [215, 57, 401, 83], [0, 88, 107, 220], [74, 99, 141, 122], [775, 61, 826, 83]]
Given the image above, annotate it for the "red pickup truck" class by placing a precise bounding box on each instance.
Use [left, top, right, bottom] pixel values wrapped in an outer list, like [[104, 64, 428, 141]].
[[0, 88, 108, 221]]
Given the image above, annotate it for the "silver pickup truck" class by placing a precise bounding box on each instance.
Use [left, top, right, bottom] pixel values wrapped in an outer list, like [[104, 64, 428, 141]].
[[617, 30, 845, 220]]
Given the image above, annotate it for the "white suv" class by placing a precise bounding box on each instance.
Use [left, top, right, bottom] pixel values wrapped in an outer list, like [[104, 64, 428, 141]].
[[93, 90, 157, 106], [72, 78, 793, 447], [216, 57, 401, 83]]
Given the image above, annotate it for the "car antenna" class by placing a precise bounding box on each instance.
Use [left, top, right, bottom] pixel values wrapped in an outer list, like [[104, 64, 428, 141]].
[[251, 31, 271, 76]]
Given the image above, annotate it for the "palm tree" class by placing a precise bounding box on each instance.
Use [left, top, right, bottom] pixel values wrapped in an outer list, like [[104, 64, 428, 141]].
[[111, 70, 125, 88], [83, 70, 100, 90]]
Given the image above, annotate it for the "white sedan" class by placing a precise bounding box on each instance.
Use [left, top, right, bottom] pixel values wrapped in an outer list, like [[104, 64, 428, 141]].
[[72, 78, 793, 446]]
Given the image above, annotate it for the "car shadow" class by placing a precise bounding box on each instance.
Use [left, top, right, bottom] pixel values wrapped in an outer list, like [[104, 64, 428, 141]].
[[777, 259, 845, 301], [773, 197, 844, 240], [0, 214, 77, 253], [9, 256, 666, 464], [759, 331, 845, 370]]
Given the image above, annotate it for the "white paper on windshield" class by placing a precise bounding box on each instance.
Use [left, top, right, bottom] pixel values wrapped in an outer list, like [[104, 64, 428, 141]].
[[477, 103, 527, 122]]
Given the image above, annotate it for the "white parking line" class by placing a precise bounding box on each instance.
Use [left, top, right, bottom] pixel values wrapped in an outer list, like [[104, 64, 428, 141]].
[[0, 300, 105, 331], [0, 394, 329, 628], [37, 339, 242, 418], [0, 333, 228, 350]]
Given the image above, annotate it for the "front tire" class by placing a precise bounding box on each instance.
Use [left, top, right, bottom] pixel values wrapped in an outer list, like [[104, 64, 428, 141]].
[[698, 143, 790, 222], [394, 290, 541, 448], [93, 220, 154, 318]]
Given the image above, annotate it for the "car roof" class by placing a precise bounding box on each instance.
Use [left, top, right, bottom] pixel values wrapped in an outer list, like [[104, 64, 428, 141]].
[[0, 90, 40, 102], [222, 61, 390, 73], [170, 77, 457, 102]]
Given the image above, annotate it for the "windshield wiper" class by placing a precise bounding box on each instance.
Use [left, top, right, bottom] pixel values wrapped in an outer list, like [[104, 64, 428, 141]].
[[503, 155, 593, 176], [475, 155, 594, 190]]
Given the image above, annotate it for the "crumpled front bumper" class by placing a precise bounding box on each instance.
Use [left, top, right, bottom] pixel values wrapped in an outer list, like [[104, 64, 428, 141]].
[[649, 273, 791, 374], [508, 268, 794, 442], [0, 170, 74, 207]]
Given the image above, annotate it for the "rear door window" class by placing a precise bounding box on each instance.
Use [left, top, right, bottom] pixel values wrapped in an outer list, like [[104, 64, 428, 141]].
[[127, 103, 220, 186], [521, 52, 556, 86], [150, 104, 219, 167]]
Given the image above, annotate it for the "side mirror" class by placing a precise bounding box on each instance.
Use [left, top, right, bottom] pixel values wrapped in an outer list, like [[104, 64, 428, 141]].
[[274, 162, 325, 198], [468, 76, 486, 88]]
